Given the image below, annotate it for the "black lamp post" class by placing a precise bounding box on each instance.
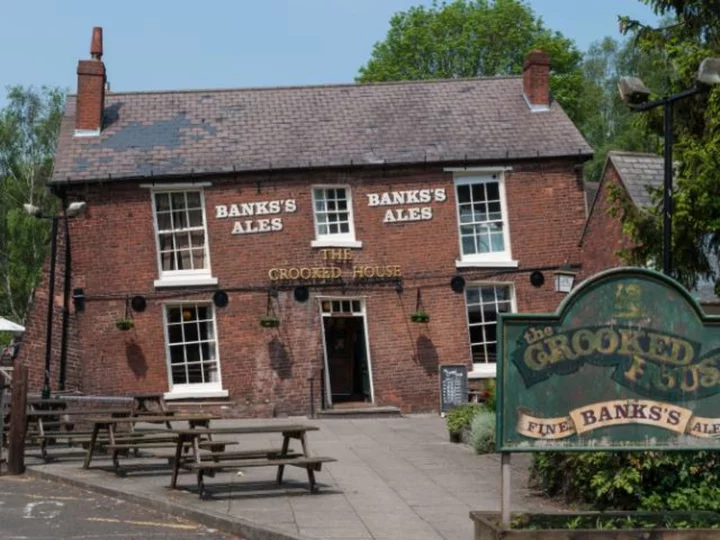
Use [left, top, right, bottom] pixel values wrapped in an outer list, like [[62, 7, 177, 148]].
[[618, 58, 720, 277], [24, 201, 87, 399]]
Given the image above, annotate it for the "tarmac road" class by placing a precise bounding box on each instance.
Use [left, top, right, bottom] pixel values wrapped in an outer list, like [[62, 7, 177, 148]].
[[0, 475, 242, 539]]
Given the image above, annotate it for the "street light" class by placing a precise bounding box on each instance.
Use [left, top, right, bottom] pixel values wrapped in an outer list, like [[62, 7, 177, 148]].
[[618, 58, 720, 277], [24, 201, 87, 398]]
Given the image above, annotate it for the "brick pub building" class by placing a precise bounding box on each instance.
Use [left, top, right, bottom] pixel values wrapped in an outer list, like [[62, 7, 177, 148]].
[[19, 29, 592, 415]]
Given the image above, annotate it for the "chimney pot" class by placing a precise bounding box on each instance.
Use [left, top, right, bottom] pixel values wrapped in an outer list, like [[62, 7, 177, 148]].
[[523, 49, 551, 110], [90, 27, 103, 60], [75, 27, 106, 135]]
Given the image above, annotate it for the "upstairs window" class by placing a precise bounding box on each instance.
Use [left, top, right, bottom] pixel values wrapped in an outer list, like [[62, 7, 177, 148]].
[[151, 188, 216, 287], [455, 175, 513, 265], [311, 186, 362, 248]]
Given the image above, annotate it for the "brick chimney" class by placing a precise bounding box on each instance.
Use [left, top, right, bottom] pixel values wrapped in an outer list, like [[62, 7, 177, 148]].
[[522, 49, 550, 111], [75, 27, 106, 136]]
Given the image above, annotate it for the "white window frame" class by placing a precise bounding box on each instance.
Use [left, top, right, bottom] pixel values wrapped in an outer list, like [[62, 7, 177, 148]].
[[161, 301, 228, 400], [317, 296, 374, 407], [310, 185, 362, 248], [464, 282, 517, 379], [453, 173, 517, 268], [149, 185, 218, 288]]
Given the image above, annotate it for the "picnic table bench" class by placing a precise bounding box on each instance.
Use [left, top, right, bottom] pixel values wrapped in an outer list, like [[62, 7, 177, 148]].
[[169, 424, 336, 499], [83, 413, 218, 470], [24, 407, 177, 459]]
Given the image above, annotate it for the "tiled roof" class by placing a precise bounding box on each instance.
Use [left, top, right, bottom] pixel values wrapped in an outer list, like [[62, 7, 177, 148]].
[[607, 151, 719, 304], [608, 151, 664, 208], [51, 77, 592, 184]]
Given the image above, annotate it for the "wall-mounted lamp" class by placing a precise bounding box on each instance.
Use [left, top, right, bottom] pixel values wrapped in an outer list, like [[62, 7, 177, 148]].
[[530, 271, 545, 288], [131, 295, 147, 312], [450, 275, 465, 294], [394, 280, 404, 294], [213, 290, 229, 308], [554, 271, 576, 293]]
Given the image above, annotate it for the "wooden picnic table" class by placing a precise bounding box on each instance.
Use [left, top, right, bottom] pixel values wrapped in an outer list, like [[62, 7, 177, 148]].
[[82, 413, 218, 469], [168, 424, 335, 499], [128, 393, 168, 413]]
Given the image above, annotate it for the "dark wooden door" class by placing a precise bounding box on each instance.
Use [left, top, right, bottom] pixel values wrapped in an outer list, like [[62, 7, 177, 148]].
[[324, 317, 359, 397]]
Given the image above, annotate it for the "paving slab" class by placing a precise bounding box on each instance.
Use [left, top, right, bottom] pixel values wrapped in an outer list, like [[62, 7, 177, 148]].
[[25, 415, 562, 540]]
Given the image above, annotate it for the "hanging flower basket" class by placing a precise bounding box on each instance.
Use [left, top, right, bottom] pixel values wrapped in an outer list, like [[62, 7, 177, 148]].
[[411, 311, 430, 323], [115, 318, 134, 331], [260, 316, 280, 328]]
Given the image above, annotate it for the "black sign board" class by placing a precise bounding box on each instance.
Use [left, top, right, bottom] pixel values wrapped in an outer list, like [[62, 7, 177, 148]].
[[440, 364, 468, 413]]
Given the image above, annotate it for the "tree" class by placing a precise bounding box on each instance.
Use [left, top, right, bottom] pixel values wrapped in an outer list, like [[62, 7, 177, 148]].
[[0, 86, 64, 337], [577, 35, 668, 181], [357, 0, 585, 123], [612, 1, 720, 289]]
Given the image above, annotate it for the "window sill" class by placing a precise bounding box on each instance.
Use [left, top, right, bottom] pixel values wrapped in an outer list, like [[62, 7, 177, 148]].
[[311, 239, 363, 249], [455, 259, 519, 269], [154, 275, 218, 288], [164, 389, 229, 400], [468, 367, 497, 379]]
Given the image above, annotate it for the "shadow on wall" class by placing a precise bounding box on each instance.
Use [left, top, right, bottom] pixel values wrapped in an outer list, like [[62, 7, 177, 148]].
[[126, 340, 148, 379], [416, 334, 439, 375], [269, 336, 292, 380]]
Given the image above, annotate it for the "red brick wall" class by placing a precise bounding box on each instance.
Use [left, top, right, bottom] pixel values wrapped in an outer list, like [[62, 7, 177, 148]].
[[19, 158, 587, 414], [579, 162, 631, 279]]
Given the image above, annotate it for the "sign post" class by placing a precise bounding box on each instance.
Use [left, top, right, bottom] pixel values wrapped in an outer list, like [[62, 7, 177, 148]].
[[496, 267, 720, 524]]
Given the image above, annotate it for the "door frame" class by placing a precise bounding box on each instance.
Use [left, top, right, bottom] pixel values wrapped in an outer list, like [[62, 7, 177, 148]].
[[318, 296, 375, 407]]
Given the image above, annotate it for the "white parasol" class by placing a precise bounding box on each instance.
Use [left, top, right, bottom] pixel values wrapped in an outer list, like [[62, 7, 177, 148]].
[[0, 317, 25, 333]]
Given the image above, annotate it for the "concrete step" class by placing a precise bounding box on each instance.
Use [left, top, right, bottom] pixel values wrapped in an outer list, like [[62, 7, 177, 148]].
[[316, 406, 402, 419]]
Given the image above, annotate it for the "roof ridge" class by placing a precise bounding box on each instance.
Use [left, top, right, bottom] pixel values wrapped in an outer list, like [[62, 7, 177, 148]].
[[67, 75, 522, 98], [608, 150, 662, 159]]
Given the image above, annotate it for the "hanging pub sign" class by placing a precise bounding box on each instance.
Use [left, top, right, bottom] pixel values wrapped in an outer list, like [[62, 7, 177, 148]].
[[497, 267, 720, 452]]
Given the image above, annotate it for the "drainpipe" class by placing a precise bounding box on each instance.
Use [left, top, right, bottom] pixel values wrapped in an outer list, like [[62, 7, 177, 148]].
[[58, 193, 72, 391]]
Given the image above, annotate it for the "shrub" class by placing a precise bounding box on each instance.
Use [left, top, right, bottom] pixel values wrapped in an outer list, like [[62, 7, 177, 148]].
[[446, 403, 483, 433], [470, 410, 495, 454], [481, 379, 496, 412], [531, 451, 720, 512]]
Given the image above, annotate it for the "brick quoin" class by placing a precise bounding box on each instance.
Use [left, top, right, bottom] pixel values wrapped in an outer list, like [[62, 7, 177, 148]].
[[19, 159, 588, 415]]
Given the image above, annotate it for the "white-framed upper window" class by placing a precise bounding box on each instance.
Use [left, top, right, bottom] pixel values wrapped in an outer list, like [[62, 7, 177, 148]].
[[163, 303, 226, 399], [454, 174, 515, 267], [151, 187, 217, 287], [311, 186, 362, 248], [465, 283, 516, 377]]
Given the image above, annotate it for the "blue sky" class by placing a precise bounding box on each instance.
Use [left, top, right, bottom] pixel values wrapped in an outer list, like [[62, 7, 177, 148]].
[[0, 0, 657, 103]]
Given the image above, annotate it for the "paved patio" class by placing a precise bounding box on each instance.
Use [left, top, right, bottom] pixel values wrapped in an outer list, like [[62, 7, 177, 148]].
[[27, 415, 561, 540]]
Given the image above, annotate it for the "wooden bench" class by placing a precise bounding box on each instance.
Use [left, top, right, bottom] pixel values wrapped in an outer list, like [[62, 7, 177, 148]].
[[187, 456, 337, 499], [105, 439, 235, 473]]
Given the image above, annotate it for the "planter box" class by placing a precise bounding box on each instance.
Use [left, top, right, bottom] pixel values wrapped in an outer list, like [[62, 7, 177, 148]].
[[470, 511, 720, 539]]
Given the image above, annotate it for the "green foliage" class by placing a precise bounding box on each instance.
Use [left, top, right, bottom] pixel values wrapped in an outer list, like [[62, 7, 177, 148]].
[[576, 34, 667, 181], [469, 409, 495, 453], [0, 86, 65, 328], [446, 402, 483, 433], [531, 451, 720, 512], [611, 2, 720, 290], [357, 0, 585, 123]]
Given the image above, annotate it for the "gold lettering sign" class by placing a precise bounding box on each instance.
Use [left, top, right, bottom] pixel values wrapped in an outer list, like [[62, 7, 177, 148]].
[[516, 399, 706, 440], [268, 265, 402, 281]]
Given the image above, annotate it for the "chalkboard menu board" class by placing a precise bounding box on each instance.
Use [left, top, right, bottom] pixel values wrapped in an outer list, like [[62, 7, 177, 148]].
[[440, 364, 468, 413]]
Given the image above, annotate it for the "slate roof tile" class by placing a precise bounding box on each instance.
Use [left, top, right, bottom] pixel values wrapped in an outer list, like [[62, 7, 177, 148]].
[[52, 77, 592, 184]]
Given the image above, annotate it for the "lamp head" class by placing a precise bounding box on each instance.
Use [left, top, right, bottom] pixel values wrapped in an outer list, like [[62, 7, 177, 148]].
[[618, 77, 652, 106], [66, 201, 87, 217], [697, 58, 720, 87], [23, 203, 41, 217]]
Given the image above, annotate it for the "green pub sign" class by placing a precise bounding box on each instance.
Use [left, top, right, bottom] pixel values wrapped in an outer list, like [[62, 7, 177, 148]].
[[497, 268, 720, 452]]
